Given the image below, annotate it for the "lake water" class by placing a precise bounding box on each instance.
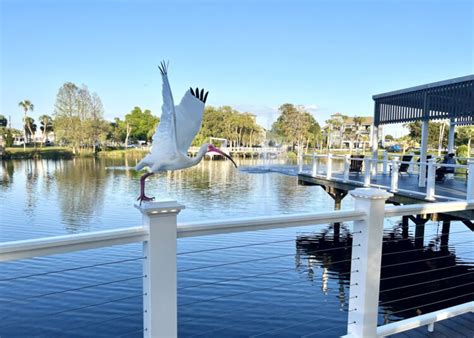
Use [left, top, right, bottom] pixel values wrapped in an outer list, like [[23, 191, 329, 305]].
[[1, 157, 473, 337]]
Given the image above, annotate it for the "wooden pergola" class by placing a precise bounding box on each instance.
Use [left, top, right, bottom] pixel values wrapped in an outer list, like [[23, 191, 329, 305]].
[[371, 75, 474, 187]]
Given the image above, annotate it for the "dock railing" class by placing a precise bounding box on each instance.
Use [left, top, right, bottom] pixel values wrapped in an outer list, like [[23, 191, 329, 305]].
[[1, 189, 473, 337], [301, 153, 474, 201]]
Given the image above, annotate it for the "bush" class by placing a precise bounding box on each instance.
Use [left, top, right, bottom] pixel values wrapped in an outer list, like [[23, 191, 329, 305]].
[[456, 145, 469, 158], [286, 151, 297, 161]]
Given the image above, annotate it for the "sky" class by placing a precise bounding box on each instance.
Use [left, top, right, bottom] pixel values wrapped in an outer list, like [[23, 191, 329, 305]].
[[1, 0, 473, 137]]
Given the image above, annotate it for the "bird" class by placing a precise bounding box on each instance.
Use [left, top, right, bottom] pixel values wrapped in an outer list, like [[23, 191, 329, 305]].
[[135, 61, 237, 203]]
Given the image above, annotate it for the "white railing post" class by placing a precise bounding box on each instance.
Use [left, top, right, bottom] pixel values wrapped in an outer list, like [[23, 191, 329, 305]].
[[408, 153, 415, 174], [312, 153, 318, 176], [346, 188, 393, 338], [326, 153, 333, 179], [382, 151, 388, 175], [467, 160, 474, 200], [364, 158, 371, 187], [343, 154, 350, 182], [298, 153, 304, 173], [137, 201, 185, 338], [426, 159, 436, 201], [390, 156, 399, 192]]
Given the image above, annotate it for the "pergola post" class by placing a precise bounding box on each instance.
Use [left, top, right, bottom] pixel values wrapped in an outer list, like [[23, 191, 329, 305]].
[[447, 119, 455, 154], [419, 92, 430, 187], [419, 119, 429, 187], [371, 124, 378, 175]]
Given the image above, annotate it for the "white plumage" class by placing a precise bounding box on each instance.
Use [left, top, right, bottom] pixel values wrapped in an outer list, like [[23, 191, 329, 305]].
[[136, 62, 236, 202]]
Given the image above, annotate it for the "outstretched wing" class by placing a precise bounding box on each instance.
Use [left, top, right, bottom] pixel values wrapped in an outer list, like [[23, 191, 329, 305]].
[[152, 61, 177, 148], [174, 87, 207, 153]]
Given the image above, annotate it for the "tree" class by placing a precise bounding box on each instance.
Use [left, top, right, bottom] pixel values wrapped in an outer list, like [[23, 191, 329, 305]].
[[24, 117, 37, 143], [39, 115, 54, 146], [54, 82, 108, 153], [0, 115, 7, 127], [18, 100, 34, 150], [125, 107, 159, 143], [456, 126, 474, 157], [271, 104, 321, 154], [404, 121, 448, 150], [385, 134, 395, 142]]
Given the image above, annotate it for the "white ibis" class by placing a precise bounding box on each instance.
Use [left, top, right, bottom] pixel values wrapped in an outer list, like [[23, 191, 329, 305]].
[[136, 61, 237, 202]]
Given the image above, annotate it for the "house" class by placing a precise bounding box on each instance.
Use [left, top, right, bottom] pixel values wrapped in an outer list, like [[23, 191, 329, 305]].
[[323, 113, 383, 150]]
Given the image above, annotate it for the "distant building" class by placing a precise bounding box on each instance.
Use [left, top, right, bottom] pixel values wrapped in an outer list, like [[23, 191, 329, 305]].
[[323, 113, 383, 150]]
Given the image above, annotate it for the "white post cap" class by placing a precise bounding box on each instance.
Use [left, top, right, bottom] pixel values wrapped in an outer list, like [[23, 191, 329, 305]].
[[135, 200, 185, 216], [350, 187, 393, 200]]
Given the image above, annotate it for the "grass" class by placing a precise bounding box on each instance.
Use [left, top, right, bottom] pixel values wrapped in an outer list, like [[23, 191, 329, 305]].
[[4, 146, 74, 159], [98, 149, 149, 158]]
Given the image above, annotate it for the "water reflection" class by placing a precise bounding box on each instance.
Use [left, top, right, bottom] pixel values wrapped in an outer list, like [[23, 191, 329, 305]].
[[295, 224, 473, 323], [54, 158, 108, 232]]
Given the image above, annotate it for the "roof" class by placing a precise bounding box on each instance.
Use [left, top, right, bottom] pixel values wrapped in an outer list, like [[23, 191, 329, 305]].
[[372, 75, 474, 126]]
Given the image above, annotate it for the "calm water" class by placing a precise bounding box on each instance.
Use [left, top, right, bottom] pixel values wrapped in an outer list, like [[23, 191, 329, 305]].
[[0, 158, 472, 337]]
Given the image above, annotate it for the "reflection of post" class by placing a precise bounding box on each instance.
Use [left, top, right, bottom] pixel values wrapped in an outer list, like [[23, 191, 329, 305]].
[[402, 216, 409, 239], [441, 219, 450, 251], [414, 216, 427, 248]]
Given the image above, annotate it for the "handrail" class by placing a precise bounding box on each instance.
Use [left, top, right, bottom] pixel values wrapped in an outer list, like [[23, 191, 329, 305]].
[[0, 226, 148, 262], [177, 209, 366, 238]]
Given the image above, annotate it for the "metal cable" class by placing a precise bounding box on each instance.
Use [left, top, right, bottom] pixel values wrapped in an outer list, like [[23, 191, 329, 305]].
[[180, 266, 352, 308], [179, 267, 310, 290], [0, 257, 144, 282], [386, 293, 473, 317], [250, 312, 344, 337], [380, 271, 474, 293], [117, 328, 143, 337], [178, 271, 351, 326], [381, 230, 471, 244], [178, 245, 354, 273], [379, 282, 474, 306], [0, 294, 143, 327], [381, 240, 473, 257], [62, 311, 142, 332], [300, 324, 347, 338], [0, 276, 143, 305], [178, 238, 297, 255], [380, 265, 463, 281], [188, 284, 339, 338], [382, 252, 473, 269]]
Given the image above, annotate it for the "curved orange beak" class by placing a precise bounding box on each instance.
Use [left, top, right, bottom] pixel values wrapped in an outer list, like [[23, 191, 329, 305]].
[[208, 145, 238, 168]]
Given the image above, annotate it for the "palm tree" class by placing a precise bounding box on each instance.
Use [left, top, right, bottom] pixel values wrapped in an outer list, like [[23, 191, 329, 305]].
[[39, 115, 53, 147], [18, 100, 34, 150]]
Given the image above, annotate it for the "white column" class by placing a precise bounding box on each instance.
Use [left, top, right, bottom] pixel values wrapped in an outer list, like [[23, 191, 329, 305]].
[[382, 151, 388, 175], [419, 119, 429, 187], [312, 154, 318, 176], [326, 154, 333, 179], [371, 125, 379, 176], [467, 161, 474, 200], [346, 188, 393, 338], [298, 153, 304, 173], [426, 159, 436, 201], [447, 120, 455, 154], [136, 201, 184, 338], [364, 158, 371, 187], [390, 156, 399, 192], [343, 154, 350, 182], [408, 152, 415, 174]]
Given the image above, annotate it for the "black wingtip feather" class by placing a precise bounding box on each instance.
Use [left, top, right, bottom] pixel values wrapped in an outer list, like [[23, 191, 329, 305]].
[[203, 91, 209, 103]]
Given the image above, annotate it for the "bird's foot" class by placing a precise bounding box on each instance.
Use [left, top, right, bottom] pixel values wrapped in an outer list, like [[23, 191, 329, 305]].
[[137, 194, 155, 205]]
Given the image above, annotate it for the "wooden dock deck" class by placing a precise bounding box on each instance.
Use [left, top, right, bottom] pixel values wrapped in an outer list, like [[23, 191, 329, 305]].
[[389, 312, 473, 337], [298, 171, 474, 221]]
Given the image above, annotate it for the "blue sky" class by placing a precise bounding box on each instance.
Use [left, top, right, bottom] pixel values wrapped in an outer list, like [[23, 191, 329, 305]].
[[1, 0, 473, 135]]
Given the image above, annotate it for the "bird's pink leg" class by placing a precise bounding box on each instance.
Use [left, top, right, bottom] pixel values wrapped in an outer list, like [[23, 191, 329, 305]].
[[137, 172, 155, 203]]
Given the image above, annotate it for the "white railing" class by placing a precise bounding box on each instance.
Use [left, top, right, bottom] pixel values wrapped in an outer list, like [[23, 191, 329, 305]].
[[1, 190, 473, 337], [300, 153, 474, 201]]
